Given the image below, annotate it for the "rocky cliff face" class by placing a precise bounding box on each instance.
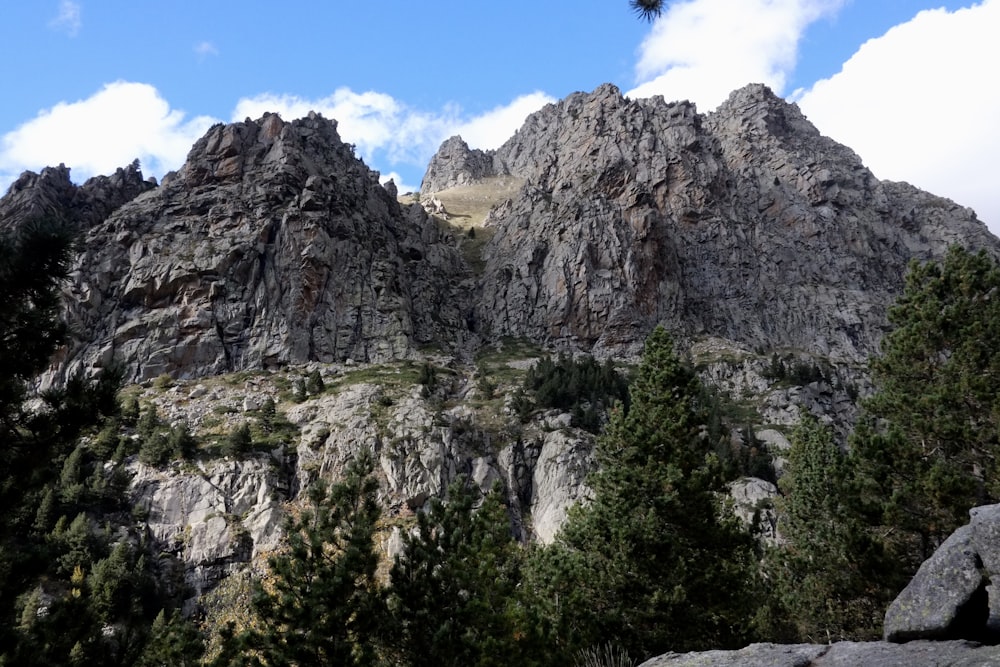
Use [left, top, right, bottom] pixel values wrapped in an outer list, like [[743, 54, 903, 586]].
[[0, 161, 154, 232], [5, 83, 994, 383], [426, 83, 997, 363], [35, 112, 473, 386], [4, 82, 999, 610]]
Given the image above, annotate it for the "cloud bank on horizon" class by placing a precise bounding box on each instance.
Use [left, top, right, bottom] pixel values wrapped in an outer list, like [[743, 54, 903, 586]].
[[1, 0, 996, 233]]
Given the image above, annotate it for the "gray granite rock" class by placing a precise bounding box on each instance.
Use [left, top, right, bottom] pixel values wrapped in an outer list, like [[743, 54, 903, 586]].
[[884, 503, 1000, 643], [883, 525, 982, 642], [420, 83, 998, 363], [37, 112, 472, 385], [640, 640, 1000, 667]]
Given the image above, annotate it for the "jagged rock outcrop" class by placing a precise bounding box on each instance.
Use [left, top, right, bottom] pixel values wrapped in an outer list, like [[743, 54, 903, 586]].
[[424, 83, 998, 363], [39, 112, 473, 384], [288, 381, 593, 544], [884, 503, 1000, 643], [420, 135, 495, 193], [0, 161, 154, 231], [130, 456, 290, 599], [639, 640, 1000, 666], [5, 82, 995, 387], [5, 82, 1000, 612]]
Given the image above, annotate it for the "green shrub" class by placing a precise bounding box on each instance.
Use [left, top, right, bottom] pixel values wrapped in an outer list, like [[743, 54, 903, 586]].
[[305, 370, 325, 396], [221, 422, 253, 457], [522, 353, 629, 432], [153, 373, 174, 391]]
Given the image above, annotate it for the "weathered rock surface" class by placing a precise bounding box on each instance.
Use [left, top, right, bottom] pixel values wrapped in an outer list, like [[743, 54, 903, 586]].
[[41, 112, 473, 384], [0, 161, 154, 231], [289, 381, 594, 544], [424, 83, 998, 363], [421, 135, 495, 193], [728, 477, 778, 540], [640, 640, 1000, 667], [129, 455, 290, 598], [6, 82, 1000, 618], [884, 503, 1000, 643], [3, 83, 994, 390], [529, 429, 594, 543]]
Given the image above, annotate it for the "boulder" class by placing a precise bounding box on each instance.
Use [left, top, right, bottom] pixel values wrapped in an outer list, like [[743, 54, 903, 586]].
[[640, 640, 1000, 667], [884, 503, 1000, 643], [883, 525, 984, 642]]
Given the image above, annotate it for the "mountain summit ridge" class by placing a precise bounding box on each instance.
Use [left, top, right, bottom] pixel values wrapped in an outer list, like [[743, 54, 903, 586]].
[[1, 83, 995, 383], [423, 82, 995, 362]]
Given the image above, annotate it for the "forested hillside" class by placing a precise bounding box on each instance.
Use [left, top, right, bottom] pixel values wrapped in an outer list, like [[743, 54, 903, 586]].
[[4, 201, 1000, 664]]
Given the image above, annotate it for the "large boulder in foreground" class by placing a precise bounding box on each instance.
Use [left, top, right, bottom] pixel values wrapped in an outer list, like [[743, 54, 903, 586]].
[[639, 640, 1000, 666], [884, 504, 1000, 643]]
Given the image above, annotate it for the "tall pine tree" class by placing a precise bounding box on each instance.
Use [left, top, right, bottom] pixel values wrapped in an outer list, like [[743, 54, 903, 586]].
[[852, 246, 1000, 568], [763, 413, 892, 642], [526, 327, 760, 661], [0, 218, 150, 666], [215, 451, 384, 666], [388, 478, 529, 667]]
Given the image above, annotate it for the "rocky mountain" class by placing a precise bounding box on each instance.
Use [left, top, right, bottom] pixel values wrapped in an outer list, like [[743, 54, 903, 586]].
[[2, 83, 993, 385], [11, 112, 472, 387], [0, 160, 154, 232], [3, 82, 999, 618], [425, 83, 997, 362]]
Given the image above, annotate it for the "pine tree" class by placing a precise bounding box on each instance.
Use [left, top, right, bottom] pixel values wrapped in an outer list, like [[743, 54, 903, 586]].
[[630, 0, 664, 21], [216, 451, 385, 666], [763, 413, 892, 642], [852, 246, 1000, 567], [526, 327, 760, 660], [305, 370, 325, 396], [137, 609, 206, 667], [389, 478, 529, 667], [0, 219, 162, 665], [221, 422, 253, 458], [168, 421, 198, 460]]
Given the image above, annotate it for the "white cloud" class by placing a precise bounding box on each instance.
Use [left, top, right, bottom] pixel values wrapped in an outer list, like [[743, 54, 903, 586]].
[[627, 0, 844, 110], [0, 81, 551, 197], [232, 88, 551, 177], [49, 0, 82, 37], [194, 41, 219, 59], [0, 82, 218, 187], [796, 0, 1000, 233], [452, 92, 556, 150], [232, 88, 456, 165]]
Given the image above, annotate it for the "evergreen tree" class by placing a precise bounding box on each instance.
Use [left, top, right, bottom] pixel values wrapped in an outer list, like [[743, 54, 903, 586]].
[[292, 379, 307, 403], [389, 478, 530, 667], [168, 422, 198, 460], [763, 413, 892, 642], [522, 353, 629, 433], [630, 0, 663, 21], [0, 218, 175, 665], [221, 422, 253, 458], [139, 431, 173, 467], [305, 370, 325, 396], [215, 451, 384, 666], [852, 246, 1000, 567], [136, 609, 206, 667], [526, 327, 760, 661]]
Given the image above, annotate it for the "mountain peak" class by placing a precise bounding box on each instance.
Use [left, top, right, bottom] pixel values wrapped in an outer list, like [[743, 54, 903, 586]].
[[170, 111, 358, 189]]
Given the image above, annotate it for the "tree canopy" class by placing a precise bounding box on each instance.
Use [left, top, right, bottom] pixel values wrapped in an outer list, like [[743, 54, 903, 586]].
[[852, 246, 1000, 566], [526, 327, 760, 661]]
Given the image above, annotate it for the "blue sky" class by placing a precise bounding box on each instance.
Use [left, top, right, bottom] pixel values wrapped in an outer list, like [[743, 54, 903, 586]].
[[1, 1, 997, 233]]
